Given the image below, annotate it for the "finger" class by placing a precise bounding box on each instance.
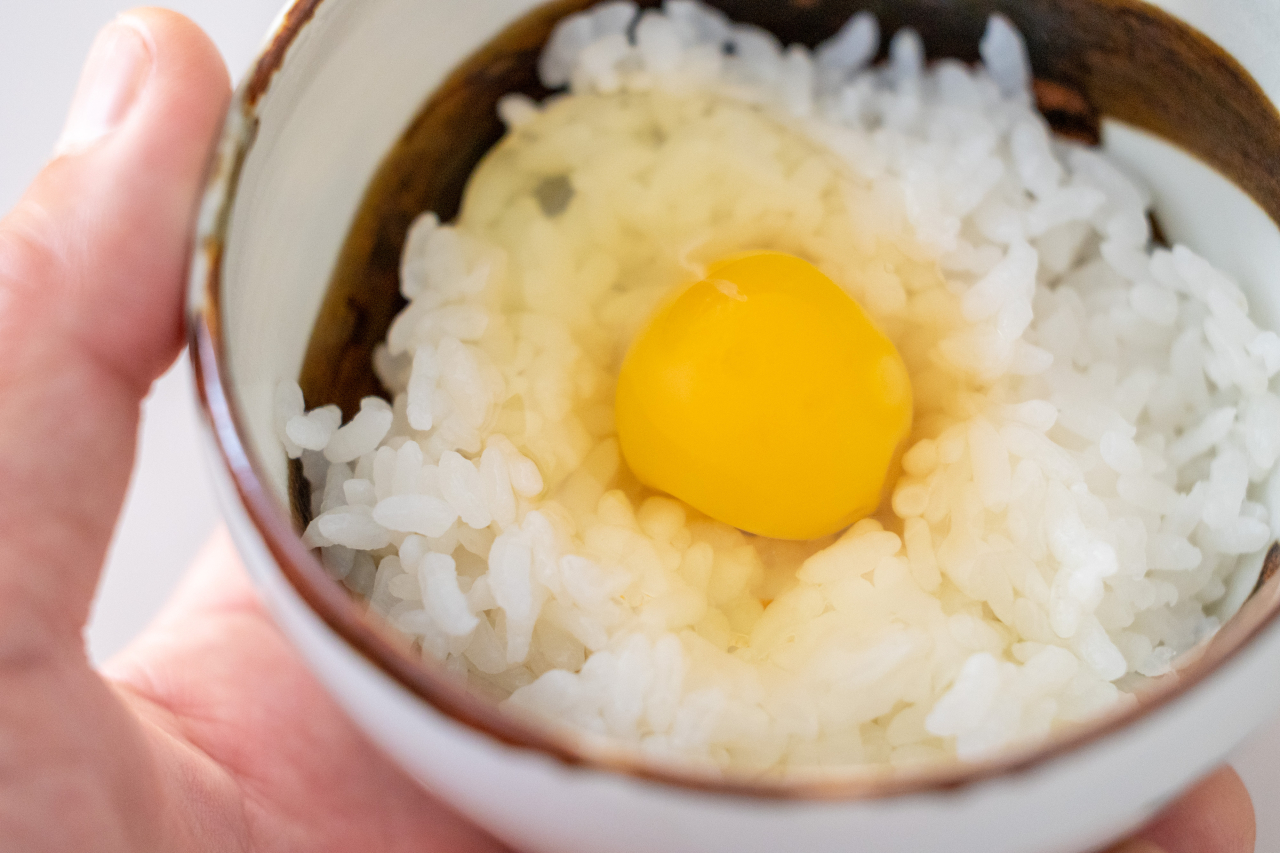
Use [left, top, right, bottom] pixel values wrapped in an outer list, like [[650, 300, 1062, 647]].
[[0, 9, 229, 653], [108, 532, 512, 853], [1108, 766, 1255, 853]]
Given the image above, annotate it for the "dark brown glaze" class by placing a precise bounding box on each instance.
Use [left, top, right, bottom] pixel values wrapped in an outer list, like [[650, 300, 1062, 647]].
[[300, 0, 1280, 422], [296, 0, 599, 419], [288, 456, 312, 533], [245, 0, 325, 107], [203, 0, 1280, 798], [1252, 542, 1280, 598], [711, 0, 1280, 225], [1033, 78, 1101, 145]]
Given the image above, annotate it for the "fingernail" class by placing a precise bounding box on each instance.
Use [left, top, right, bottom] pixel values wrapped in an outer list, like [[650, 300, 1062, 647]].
[[1107, 840, 1166, 853], [56, 17, 153, 156]]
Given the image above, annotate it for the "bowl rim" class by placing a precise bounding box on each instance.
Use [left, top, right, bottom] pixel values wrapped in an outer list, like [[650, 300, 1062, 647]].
[[189, 0, 1280, 801]]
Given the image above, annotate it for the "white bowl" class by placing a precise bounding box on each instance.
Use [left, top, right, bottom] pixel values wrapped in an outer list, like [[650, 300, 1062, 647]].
[[189, 1, 1280, 851]]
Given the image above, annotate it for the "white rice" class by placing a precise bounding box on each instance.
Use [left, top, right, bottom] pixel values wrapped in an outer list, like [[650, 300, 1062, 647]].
[[280, 1, 1280, 771]]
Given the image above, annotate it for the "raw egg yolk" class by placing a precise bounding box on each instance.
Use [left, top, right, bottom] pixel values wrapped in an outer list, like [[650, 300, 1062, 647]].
[[615, 251, 912, 540]]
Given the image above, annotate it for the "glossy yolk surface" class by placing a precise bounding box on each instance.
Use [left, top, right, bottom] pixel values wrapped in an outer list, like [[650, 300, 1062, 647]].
[[615, 251, 913, 540]]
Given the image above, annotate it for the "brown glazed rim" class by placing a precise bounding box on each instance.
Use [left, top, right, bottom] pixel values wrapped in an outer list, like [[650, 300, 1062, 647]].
[[190, 0, 1280, 800]]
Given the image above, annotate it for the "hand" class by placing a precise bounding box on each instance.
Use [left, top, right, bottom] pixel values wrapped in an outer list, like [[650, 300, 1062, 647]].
[[0, 9, 1257, 853], [0, 10, 505, 852], [1106, 767, 1254, 853]]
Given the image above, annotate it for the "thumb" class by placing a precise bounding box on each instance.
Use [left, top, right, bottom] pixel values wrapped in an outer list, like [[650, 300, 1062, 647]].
[[1106, 767, 1256, 853], [0, 10, 229, 653]]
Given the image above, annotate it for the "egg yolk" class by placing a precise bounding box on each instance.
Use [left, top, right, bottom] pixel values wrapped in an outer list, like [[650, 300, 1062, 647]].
[[615, 251, 912, 540]]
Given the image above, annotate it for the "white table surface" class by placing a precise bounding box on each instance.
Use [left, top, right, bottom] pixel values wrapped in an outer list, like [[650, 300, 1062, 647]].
[[3, 2, 1279, 850]]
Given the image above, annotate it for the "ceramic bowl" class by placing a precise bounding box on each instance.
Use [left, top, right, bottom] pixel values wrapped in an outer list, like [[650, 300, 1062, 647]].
[[189, 1, 1280, 851]]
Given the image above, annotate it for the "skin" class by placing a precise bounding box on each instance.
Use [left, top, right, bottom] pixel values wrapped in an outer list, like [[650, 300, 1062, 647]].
[[0, 9, 1256, 852]]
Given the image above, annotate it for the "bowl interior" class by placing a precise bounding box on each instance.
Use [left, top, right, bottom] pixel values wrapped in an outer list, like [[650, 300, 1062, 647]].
[[206, 0, 1280, 784]]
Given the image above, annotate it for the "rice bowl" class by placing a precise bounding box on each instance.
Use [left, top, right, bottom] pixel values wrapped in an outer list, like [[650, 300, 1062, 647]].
[[275, 0, 1280, 774], [191, 0, 1280, 850]]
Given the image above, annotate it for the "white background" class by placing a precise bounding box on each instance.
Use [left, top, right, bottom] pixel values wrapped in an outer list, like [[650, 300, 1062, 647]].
[[2, 2, 1280, 850]]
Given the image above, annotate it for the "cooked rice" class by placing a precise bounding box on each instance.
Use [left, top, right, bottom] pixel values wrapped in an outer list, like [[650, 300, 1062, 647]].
[[279, 1, 1280, 770]]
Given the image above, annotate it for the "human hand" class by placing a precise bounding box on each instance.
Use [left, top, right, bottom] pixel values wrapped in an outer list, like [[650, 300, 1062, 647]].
[[1105, 767, 1254, 853], [0, 9, 1257, 853], [0, 10, 506, 852]]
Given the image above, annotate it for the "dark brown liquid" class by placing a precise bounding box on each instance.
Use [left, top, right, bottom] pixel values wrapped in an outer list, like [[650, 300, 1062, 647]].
[[290, 0, 1280, 528]]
